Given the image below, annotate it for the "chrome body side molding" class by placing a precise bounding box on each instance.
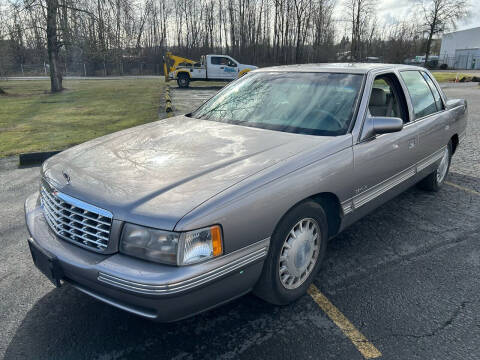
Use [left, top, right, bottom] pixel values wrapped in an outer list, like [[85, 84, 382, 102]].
[[342, 147, 446, 215], [416, 147, 446, 173]]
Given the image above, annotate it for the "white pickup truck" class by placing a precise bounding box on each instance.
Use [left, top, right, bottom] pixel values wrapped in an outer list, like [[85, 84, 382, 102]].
[[168, 54, 257, 88]]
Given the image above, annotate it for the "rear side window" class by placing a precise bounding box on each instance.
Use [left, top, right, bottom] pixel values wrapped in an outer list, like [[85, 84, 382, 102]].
[[421, 72, 444, 111], [400, 71, 438, 119]]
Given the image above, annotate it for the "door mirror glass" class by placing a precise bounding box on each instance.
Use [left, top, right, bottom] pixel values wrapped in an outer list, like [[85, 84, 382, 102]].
[[361, 116, 403, 141]]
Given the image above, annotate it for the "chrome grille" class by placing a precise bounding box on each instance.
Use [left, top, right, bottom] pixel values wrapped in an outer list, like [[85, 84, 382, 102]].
[[40, 184, 112, 251]]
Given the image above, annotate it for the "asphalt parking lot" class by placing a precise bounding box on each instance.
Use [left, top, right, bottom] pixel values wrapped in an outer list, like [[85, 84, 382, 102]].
[[168, 84, 222, 115], [1, 83, 480, 360]]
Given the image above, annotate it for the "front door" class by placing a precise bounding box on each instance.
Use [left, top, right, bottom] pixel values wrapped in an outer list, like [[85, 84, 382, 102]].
[[209, 56, 238, 80], [352, 72, 418, 210]]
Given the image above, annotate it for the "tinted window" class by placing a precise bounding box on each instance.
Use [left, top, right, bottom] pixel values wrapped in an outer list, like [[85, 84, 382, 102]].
[[422, 72, 443, 111], [400, 71, 438, 119], [191, 72, 364, 136]]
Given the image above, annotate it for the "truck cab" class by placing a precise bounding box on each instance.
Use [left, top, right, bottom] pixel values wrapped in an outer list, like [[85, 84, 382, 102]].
[[170, 54, 257, 88]]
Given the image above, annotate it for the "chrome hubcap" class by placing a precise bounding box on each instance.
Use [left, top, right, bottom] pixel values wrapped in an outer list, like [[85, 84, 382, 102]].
[[278, 218, 321, 290], [437, 147, 449, 183]]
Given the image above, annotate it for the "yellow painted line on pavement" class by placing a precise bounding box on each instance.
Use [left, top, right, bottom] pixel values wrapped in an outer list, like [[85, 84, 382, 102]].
[[308, 285, 382, 359], [445, 181, 480, 196]]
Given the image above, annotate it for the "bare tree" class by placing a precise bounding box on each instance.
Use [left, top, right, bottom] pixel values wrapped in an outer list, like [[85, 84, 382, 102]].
[[344, 0, 376, 61], [5, 0, 455, 74], [418, 0, 469, 64], [46, 0, 62, 91]]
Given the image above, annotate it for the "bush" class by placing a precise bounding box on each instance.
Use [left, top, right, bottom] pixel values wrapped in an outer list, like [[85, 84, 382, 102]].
[[439, 63, 448, 70]]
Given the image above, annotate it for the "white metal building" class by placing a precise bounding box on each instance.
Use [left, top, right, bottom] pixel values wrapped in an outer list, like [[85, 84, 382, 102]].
[[439, 27, 480, 70]]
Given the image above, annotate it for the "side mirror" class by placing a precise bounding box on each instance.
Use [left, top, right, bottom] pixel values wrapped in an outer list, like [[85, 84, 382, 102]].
[[361, 116, 403, 141], [446, 98, 466, 110]]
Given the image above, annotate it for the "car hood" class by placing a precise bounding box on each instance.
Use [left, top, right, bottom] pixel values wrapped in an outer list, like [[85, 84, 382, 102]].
[[42, 115, 337, 230]]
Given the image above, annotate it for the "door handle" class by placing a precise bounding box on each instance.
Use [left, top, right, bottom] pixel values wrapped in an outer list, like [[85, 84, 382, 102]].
[[220, 67, 224, 69]]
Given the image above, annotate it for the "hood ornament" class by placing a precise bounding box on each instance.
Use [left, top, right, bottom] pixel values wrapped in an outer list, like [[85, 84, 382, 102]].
[[62, 171, 71, 184]]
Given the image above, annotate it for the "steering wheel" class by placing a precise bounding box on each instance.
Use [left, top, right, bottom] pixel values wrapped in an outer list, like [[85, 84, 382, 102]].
[[314, 109, 344, 129]]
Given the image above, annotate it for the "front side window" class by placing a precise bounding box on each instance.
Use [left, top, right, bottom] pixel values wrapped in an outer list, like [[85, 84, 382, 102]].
[[369, 74, 408, 123], [191, 72, 364, 136], [211, 57, 229, 65], [400, 71, 438, 119]]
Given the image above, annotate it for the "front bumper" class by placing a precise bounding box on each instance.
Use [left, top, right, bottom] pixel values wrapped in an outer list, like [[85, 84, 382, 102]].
[[25, 192, 269, 321]]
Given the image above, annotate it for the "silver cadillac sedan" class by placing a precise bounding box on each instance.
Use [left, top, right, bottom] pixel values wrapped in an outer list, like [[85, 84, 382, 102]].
[[25, 63, 467, 321]]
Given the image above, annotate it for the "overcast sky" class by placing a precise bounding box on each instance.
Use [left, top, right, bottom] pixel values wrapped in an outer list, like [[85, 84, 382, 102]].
[[334, 0, 479, 37]]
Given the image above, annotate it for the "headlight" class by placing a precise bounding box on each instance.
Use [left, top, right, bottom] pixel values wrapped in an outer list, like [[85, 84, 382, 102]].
[[120, 223, 180, 265], [120, 223, 223, 266]]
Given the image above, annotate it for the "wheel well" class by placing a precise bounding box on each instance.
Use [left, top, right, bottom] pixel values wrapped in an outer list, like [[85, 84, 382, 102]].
[[451, 134, 459, 154], [177, 71, 190, 79], [272, 193, 342, 243], [310, 193, 342, 238]]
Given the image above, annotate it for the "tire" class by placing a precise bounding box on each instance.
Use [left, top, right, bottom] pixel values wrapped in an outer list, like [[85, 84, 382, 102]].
[[253, 201, 328, 305], [177, 74, 190, 88], [418, 141, 452, 192]]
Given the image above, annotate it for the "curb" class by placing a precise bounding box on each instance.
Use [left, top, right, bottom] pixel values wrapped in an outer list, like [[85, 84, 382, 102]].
[[165, 83, 173, 114], [19, 151, 61, 166]]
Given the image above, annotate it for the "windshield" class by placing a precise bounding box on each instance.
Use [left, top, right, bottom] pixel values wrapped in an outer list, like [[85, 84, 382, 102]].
[[191, 72, 364, 136]]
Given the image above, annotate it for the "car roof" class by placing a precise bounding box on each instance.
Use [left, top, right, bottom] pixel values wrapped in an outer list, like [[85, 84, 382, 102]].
[[253, 63, 425, 74]]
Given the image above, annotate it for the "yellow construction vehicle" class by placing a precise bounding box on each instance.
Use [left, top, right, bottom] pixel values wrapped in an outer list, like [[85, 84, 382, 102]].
[[163, 52, 257, 88]]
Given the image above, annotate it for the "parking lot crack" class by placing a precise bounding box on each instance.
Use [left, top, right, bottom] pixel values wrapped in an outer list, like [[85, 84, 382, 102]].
[[374, 301, 470, 340]]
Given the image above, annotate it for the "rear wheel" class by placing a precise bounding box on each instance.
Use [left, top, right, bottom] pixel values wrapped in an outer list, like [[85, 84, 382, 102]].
[[177, 74, 190, 88], [418, 141, 452, 192], [253, 201, 328, 305]]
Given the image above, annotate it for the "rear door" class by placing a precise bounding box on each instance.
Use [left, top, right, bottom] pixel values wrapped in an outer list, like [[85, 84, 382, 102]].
[[399, 70, 450, 170]]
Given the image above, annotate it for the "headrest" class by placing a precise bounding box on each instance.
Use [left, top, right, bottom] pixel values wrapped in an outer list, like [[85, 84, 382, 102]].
[[370, 88, 386, 106]]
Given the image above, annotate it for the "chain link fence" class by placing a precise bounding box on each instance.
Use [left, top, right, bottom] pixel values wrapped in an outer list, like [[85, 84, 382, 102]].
[[3, 55, 480, 78], [1, 60, 165, 78]]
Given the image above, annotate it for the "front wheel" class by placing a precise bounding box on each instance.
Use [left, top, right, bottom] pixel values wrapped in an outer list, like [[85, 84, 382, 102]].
[[253, 201, 328, 305], [418, 141, 452, 192]]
